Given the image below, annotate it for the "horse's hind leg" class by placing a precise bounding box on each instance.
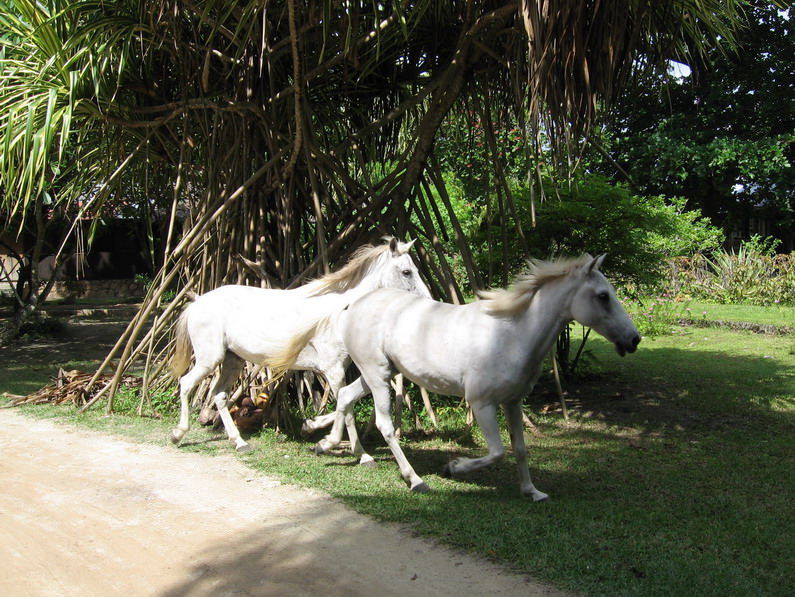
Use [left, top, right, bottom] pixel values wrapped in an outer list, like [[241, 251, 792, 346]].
[[171, 363, 214, 445], [211, 353, 250, 452], [504, 399, 548, 502], [301, 412, 337, 434], [330, 362, 427, 491], [315, 376, 368, 455], [443, 401, 506, 477]]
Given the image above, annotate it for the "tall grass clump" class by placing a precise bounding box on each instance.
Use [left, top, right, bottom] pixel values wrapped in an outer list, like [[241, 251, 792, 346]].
[[668, 236, 795, 306], [619, 292, 695, 337]]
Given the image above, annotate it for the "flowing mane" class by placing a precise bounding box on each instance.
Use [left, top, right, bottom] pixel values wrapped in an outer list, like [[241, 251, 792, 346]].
[[479, 255, 593, 316], [308, 242, 391, 295]]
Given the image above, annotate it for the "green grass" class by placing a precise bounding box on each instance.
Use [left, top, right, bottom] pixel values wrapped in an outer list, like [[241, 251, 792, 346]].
[[2, 315, 794, 596], [685, 301, 795, 327], [623, 298, 794, 338], [0, 359, 100, 396]]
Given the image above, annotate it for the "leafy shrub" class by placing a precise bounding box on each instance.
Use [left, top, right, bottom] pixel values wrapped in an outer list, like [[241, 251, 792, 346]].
[[666, 237, 795, 306], [621, 292, 691, 337], [463, 175, 723, 290]]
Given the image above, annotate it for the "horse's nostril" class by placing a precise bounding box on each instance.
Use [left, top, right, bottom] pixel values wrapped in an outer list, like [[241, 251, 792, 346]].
[[633, 334, 641, 347]]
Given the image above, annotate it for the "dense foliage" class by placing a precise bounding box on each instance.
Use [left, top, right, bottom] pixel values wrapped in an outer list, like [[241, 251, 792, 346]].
[[435, 110, 723, 292], [597, 1, 795, 251], [474, 177, 723, 289], [668, 240, 795, 306]]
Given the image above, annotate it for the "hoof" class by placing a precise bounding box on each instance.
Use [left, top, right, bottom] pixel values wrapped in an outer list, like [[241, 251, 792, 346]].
[[169, 431, 182, 446], [442, 462, 455, 478], [523, 489, 549, 502], [359, 458, 378, 469], [235, 443, 253, 453], [411, 481, 431, 493], [312, 443, 326, 455], [300, 421, 313, 437]]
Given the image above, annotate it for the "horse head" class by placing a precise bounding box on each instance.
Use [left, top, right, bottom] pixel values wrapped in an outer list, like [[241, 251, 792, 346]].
[[379, 236, 431, 298], [570, 254, 641, 357]]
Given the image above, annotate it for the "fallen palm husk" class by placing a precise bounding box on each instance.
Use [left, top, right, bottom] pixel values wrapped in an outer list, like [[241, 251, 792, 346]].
[[4, 368, 142, 408]]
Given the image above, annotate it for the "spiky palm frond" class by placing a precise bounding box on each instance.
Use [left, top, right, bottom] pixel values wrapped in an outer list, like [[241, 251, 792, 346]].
[[518, 0, 748, 159]]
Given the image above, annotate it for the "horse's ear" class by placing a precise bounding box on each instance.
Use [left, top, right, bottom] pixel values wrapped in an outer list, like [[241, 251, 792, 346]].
[[588, 253, 607, 273], [387, 236, 415, 255]]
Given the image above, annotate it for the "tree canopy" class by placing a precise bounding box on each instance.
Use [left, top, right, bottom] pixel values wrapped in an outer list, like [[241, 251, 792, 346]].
[[597, 0, 794, 251], [0, 0, 757, 397]]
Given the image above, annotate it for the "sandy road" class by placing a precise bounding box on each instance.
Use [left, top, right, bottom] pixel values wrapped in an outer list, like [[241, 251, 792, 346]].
[[0, 408, 564, 597]]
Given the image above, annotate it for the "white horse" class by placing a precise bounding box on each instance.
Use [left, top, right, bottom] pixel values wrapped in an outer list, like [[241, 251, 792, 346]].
[[310, 255, 640, 499], [170, 237, 431, 453]]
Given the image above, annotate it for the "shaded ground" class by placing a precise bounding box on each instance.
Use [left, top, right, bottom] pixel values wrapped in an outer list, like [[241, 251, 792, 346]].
[[0, 305, 565, 596], [1, 302, 135, 364]]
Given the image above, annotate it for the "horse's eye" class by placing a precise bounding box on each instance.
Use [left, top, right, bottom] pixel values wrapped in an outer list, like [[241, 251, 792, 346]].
[[402, 269, 412, 277], [597, 291, 610, 303]]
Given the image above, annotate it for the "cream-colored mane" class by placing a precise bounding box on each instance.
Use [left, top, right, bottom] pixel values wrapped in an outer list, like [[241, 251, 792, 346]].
[[308, 243, 391, 295], [479, 255, 593, 316]]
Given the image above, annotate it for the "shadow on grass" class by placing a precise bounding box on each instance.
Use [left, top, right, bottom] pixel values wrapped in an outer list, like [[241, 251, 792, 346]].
[[177, 434, 229, 448], [320, 421, 793, 596], [531, 343, 795, 436]]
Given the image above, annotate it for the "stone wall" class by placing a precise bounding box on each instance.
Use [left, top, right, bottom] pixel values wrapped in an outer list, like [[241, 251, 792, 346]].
[[48, 279, 146, 300]]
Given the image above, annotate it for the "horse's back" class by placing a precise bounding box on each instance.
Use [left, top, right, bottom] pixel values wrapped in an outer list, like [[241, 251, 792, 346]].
[[344, 289, 485, 396], [186, 284, 334, 364]]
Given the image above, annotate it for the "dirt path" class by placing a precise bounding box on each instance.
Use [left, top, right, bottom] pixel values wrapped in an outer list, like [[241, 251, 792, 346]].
[[0, 408, 564, 597]]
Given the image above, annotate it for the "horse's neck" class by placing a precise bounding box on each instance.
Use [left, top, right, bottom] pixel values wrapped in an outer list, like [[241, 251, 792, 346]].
[[518, 277, 575, 354], [294, 283, 320, 297], [339, 261, 389, 298], [352, 272, 383, 294]]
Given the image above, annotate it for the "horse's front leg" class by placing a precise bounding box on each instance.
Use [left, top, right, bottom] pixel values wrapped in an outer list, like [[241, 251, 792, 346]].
[[301, 412, 336, 434], [304, 412, 375, 466], [504, 399, 548, 502], [314, 376, 368, 457], [303, 407, 375, 465], [340, 377, 376, 467], [370, 381, 428, 492], [443, 400, 507, 478], [300, 362, 345, 434]]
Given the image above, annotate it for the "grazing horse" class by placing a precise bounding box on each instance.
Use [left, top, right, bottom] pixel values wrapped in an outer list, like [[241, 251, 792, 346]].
[[170, 237, 431, 453], [311, 255, 641, 498]]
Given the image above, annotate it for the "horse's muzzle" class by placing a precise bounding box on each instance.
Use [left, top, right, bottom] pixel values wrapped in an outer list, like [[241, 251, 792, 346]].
[[615, 334, 641, 357]]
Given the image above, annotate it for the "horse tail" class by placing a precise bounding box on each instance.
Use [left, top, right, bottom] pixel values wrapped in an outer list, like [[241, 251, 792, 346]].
[[266, 316, 330, 380], [170, 309, 193, 379]]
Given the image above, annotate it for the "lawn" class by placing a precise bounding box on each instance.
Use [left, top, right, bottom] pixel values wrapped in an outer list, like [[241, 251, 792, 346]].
[[686, 300, 795, 327], [2, 303, 794, 596]]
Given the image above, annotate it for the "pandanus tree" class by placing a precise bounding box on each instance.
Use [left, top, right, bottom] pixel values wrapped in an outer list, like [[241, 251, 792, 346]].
[[0, 0, 750, 410]]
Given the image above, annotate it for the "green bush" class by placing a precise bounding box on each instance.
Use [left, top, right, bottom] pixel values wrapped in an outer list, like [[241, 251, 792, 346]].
[[620, 292, 692, 337], [459, 175, 723, 290], [666, 237, 795, 306]]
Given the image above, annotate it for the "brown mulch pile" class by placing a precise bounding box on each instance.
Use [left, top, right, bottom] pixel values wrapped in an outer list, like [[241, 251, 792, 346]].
[[3, 369, 142, 407]]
